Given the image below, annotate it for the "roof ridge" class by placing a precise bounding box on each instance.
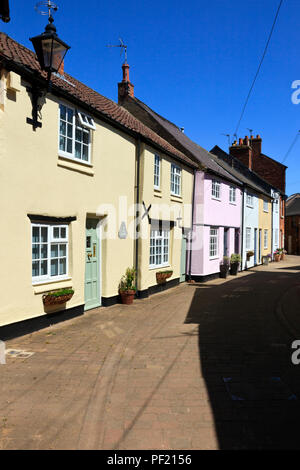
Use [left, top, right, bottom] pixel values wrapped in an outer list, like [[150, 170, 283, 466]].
[[0, 32, 197, 168]]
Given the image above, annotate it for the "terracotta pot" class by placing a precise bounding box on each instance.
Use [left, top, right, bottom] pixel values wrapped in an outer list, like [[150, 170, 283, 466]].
[[281, 254, 285, 260], [120, 290, 135, 305], [274, 254, 281, 262], [42, 293, 73, 306]]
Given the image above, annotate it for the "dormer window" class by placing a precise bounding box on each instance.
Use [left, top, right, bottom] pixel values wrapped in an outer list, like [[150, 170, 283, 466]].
[[59, 104, 95, 164]]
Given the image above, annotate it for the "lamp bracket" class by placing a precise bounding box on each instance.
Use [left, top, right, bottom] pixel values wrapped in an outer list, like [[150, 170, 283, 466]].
[[26, 84, 44, 130]]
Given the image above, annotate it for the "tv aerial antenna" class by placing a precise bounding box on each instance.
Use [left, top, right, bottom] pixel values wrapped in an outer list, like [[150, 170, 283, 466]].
[[221, 133, 231, 147], [107, 38, 128, 63]]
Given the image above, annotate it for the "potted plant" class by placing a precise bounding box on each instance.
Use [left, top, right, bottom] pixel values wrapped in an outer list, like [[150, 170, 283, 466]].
[[220, 257, 230, 279], [156, 270, 173, 284], [280, 249, 287, 261], [274, 249, 281, 262], [119, 267, 136, 305], [246, 250, 254, 261], [230, 253, 241, 275], [262, 254, 271, 265], [42, 288, 74, 307]]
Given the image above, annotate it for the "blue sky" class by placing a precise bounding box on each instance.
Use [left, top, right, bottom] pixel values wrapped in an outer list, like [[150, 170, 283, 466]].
[[2, 0, 299, 195]]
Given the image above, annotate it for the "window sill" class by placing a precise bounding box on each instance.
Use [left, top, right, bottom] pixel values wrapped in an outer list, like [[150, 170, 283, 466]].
[[154, 189, 162, 198], [229, 202, 237, 206], [246, 205, 254, 209], [33, 278, 72, 294], [170, 194, 183, 203], [149, 265, 171, 271], [58, 156, 94, 176], [209, 256, 219, 261], [212, 197, 221, 202]]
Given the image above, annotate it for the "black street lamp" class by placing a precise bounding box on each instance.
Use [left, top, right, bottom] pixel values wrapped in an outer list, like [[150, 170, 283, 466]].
[[27, 2, 70, 130], [30, 15, 70, 83]]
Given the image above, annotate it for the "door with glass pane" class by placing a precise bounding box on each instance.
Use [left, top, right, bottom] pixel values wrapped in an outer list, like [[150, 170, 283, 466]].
[[85, 219, 101, 310]]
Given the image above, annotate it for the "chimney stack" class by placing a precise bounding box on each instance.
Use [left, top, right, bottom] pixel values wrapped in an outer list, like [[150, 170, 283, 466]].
[[118, 62, 134, 104], [229, 135, 253, 170]]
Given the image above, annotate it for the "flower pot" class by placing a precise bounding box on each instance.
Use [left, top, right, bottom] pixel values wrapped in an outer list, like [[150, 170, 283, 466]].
[[120, 290, 135, 305], [156, 271, 173, 284], [274, 254, 281, 262], [42, 292, 74, 306], [220, 265, 229, 279], [281, 254, 285, 260], [230, 262, 240, 276]]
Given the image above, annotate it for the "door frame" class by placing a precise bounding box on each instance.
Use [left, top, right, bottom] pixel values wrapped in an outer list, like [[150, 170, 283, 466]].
[[84, 217, 102, 311]]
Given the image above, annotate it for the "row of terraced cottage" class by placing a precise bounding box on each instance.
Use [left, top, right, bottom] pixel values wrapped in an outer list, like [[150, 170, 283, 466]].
[[0, 32, 287, 337]]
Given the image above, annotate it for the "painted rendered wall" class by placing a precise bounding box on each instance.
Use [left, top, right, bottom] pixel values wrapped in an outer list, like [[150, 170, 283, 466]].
[[138, 145, 194, 292], [0, 71, 194, 326], [242, 190, 259, 269], [272, 199, 280, 253], [259, 197, 272, 261], [191, 173, 242, 276]]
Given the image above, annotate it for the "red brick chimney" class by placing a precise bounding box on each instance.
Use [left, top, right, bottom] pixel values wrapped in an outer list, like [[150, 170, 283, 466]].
[[250, 134, 262, 158], [229, 136, 253, 170], [118, 62, 134, 103]]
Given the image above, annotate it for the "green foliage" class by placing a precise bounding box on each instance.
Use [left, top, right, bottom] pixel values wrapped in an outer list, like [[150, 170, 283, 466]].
[[230, 253, 241, 264], [119, 267, 136, 292], [47, 289, 74, 297]]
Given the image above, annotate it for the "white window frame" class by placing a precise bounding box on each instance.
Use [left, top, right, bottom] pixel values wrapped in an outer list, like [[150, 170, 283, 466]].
[[32, 223, 69, 285], [212, 180, 221, 200], [263, 199, 269, 212], [154, 154, 161, 190], [264, 229, 268, 249], [209, 227, 219, 259], [246, 227, 251, 250], [275, 228, 279, 246], [170, 164, 181, 196], [274, 199, 279, 213], [246, 192, 254, 208], [229, 186, 236, 204], [58, 103, 94, 165], [77, 111, 96, 130], [149, 229, 170, 269]]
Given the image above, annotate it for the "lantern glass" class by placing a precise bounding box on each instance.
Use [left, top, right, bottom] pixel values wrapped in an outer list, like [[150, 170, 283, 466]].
[[41, 37, 68, 72]]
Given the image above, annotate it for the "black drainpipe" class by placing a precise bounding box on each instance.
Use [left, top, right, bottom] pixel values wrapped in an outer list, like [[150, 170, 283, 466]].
[[188, 168, 197, 281], [135, 137, 141, 295]]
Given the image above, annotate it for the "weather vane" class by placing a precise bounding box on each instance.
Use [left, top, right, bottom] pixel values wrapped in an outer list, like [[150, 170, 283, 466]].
[[35, 0, 58, 22], [107, 38, 128, 63]]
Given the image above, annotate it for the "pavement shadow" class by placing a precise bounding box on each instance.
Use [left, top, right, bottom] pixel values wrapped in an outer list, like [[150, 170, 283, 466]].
[[185, 269, 300, 449]]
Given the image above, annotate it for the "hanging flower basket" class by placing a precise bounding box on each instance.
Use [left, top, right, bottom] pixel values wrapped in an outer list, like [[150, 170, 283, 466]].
[[156, 271, 173, 284], [42, 289, 74, 307]]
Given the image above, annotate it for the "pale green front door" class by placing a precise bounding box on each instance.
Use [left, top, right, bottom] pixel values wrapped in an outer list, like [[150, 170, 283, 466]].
[[85, 219, 101, 311], [180, 235, 187, 283]]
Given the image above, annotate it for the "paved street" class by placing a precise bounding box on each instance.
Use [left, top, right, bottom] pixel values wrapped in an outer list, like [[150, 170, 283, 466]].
[[1, 256, 300, 450]]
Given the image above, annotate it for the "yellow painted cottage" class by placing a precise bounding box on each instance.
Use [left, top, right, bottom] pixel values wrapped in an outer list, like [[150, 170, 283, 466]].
[[0, 33, 196, 336]]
